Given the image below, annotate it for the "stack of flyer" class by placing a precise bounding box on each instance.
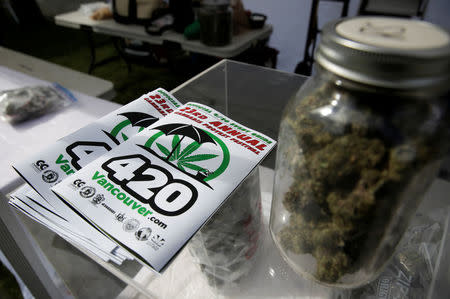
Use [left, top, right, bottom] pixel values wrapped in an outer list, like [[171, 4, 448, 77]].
[[10, 88, 276, 271]]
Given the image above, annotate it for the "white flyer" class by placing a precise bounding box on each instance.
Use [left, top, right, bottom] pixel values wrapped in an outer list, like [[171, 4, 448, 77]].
[[12, 88, 181, 254], [52, 102, 276, 272], [9, 185, 125, 263]]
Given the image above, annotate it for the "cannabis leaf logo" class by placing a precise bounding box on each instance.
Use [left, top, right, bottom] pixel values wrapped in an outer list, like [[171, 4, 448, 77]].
[[156, 135, 217, 173], [143, 126, 230, 185]]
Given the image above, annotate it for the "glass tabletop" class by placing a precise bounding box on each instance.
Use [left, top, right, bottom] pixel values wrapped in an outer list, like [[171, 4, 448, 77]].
[[6, 60, 449, 299]]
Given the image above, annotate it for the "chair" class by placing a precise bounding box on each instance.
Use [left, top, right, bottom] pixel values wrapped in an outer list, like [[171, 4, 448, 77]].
[[358, 0, 430, 19], [294, 0, 350, 76]]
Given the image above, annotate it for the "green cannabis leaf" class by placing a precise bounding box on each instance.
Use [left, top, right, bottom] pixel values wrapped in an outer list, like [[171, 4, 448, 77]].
[[181, 162, 206, 172], [155, 135, 217, 175], [172, 135, 181, 159], [156, 143, 170, 157], [180, 154, 218, 163], [177, 161, 186, 172], [179, 142, 201, 159]]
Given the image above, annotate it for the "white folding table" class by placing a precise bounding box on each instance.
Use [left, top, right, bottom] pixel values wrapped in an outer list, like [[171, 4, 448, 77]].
[[55, 10, 273, 58], [0, 46, 115, 100], [0, 66, 122, 298], [54, 10, 273, 73]]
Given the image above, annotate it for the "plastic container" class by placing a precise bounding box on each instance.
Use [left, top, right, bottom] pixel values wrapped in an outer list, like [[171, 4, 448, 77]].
[[270, 16, 450, 288], [189, 168, 262, 289]]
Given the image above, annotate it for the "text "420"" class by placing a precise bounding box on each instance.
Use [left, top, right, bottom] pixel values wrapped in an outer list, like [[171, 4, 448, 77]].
[[102, 154, 198, 216]]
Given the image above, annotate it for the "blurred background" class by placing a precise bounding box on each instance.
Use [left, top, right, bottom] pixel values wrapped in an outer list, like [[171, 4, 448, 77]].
[[1, 0, 449, 104]]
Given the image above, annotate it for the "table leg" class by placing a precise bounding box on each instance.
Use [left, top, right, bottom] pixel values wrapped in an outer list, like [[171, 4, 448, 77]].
[[86, 30, 96, 74], [112, 37, 132, 73], [84, 31, 131, 74]]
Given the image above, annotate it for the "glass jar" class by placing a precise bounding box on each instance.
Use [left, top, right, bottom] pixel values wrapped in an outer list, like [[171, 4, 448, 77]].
[[270, 17, 450, 288], [198, 0, 232, 46]]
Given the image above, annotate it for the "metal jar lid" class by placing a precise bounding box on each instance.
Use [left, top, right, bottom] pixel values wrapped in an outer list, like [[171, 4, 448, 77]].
[[315, 17, 450, 91]]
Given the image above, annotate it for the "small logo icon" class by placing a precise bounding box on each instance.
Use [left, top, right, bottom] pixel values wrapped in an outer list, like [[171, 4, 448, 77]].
[[42, 170, 59, 183], [72, 179, 86, 189], [115, 213, 126, 222], [33, 160, 48, 172], [123, 219, 140, 232], [151, 234, 165, 247], [91, 193, 105, 205], [135, 227, 152, 241], [79, 186, 96, 198]]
